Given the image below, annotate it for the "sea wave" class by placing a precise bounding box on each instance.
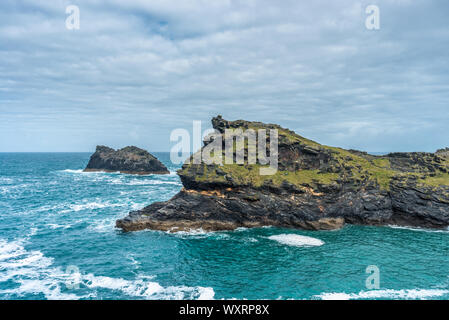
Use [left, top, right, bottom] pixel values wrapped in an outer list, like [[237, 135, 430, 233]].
[[14, 201, 122, 216], [0, 238, 78, 300], [62, 202, 123, 213], [0, 238, 214, 300], [83, 274, 214, 300], [60, 169, 179, 177], [17, 199, 145, 220], [243, 237, 258, 243], [387, 225, 449, 233], [0, 177, 14, 184], [166, 228, 215, 240], [119, 179, 181, 186], [59, 169, 181, 187], [87, 218, 117, 233], [163, 228, 233, 242], [166, 228, 209, 236], [268, 234, 324, 247], [60, 169, 85, 174], [0, 183, 33, 195], [47, 223, 72, 230], [315, 288, 449, 300]]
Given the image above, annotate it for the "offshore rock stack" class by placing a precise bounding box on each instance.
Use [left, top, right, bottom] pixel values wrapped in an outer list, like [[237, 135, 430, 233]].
[[84, 146, 169, 175]]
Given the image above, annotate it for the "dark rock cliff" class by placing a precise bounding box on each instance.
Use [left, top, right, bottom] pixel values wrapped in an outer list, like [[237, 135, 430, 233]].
[[116, 116, 449, 232], [84, 146, 169, 175]]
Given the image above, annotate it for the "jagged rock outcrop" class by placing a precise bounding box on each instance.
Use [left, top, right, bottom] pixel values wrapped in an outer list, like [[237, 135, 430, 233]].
[[84, 146, 169, 175], [436, 148, 449, 158], [116, 116, 449, 232]]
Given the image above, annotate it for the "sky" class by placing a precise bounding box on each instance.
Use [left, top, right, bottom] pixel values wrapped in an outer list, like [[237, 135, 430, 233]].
[[0, 0, 448, 152]]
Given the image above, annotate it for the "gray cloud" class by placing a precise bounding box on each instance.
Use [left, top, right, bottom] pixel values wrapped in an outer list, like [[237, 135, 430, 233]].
[[0, 0, 448, 152]]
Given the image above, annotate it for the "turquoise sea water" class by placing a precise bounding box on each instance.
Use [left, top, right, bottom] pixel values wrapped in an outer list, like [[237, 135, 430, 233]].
[[0, 153, 448, 300]]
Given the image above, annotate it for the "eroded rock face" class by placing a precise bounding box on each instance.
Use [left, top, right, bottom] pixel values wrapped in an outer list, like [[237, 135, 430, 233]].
[[116, 116, 449, 232], [84, 146, 169, 175]]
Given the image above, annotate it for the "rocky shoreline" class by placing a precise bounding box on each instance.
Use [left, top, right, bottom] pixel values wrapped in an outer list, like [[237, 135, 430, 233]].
[[116, 116, 449, 232], [84, 146, 169, 175]]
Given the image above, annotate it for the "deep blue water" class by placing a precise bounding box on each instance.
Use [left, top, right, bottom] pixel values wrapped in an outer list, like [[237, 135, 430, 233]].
[[0, 153, 448, 300]]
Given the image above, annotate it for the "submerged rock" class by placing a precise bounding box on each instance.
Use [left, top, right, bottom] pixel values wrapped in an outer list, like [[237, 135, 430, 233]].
[[84, 146, 169, 175], [116, 116, 449, 232]]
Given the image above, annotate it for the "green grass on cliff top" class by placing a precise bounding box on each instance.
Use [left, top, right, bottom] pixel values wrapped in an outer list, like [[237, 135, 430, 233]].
[[419, 173, 449, 187], [180, 120, 449, 191]]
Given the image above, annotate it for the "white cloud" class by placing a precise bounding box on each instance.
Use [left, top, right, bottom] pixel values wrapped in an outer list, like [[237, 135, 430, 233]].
[[0, 0, 448, 152]]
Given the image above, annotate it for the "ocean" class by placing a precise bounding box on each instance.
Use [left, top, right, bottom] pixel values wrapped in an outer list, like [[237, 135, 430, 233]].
[[0, 152, 448, 300]]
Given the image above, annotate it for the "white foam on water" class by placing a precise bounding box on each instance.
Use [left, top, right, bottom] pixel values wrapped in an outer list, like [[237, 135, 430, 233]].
[[0, 238, 214, 300], [29, 204, 65, 214], [0, 240, 28, 262], [166, 228, 208, 236], [125, 179, 181, 186], [83, 273, 163, 296], [0, 177, 14, 184], [19, 201, 101, 216], [82, 273, 214, 299], [87, 201, 149, 233], [60, 169, 179, 180], [47, 223, 71, 230], [46, 197, 149, 216], [18, 201, 115, 217], [82, 274, 215, 299], [316, 288, 449, 300], [60, 201, 123, 213], [87, 218, 117, 233], [0, 183, 33, 195], [130, 202, 145, 211], [107, 177, 124, 184], [0, 186, 9, 194], [60, 169, 122, 175], [388, 225, 449, 233], [0, 239, 78, 299], [166, 228, 231, 241], [268, 234, 324, 247], [126, 254, 141, 269], [196, 287, 216, 300], [23, 227, 38, 241], [61, 169, 84, 174], [317, 292, 352, 300]]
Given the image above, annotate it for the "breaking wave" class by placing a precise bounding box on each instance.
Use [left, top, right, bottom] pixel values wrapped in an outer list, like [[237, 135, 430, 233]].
[[268, 234, 324, 247], [0, 238, 214, 300], [316, 288, 449, 300], [387, 225, 449, 233]]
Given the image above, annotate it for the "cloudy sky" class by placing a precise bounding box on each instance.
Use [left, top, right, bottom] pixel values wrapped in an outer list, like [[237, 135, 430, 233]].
[[1, 0, 448, 152]]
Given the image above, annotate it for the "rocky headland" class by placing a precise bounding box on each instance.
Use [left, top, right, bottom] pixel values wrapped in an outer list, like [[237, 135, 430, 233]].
[[84, 146, 169, 175], [116, 116, 449, 232]]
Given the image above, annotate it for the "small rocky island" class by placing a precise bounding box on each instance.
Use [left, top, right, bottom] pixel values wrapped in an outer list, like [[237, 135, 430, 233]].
[[116, 116, 449, 232], [84, 146, 169, 175]]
